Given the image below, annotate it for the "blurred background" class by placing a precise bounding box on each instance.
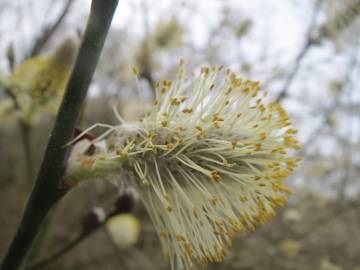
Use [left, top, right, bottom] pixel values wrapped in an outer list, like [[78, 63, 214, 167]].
[[0, 0, 359, 269]]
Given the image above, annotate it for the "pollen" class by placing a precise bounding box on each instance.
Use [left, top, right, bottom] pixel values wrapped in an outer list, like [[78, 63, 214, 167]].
[[211, 170, 221, 182], [170, 98, 181, 106], [182, 108, 193, 113], [161, 120, 168, 127], [259, 132, 267, 140], [132, 66, 139, 75]]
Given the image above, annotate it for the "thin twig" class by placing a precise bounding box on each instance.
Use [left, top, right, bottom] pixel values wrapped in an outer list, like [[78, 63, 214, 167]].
[[299, 47, 359, 155], [3, 87, 35, 179], [28, 208, 119, 270], [4, 47, 35, 179], [276, 0, 322, 102], [27, 0, 75, 58], [29, 189, 137, 269], [138, 0, 156, 97], [19, 121, 34, 179], [29, 232, 90, 270], [0, 1, 119, 269]]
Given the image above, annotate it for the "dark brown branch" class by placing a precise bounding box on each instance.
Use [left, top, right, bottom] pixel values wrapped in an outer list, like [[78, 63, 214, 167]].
[[276, 0, 322, 102], [0, 1, 119, 269]]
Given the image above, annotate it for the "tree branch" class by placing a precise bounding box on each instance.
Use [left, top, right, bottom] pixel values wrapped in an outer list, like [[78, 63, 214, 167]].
[[27, 0, 75, 58], [276, 0, 322, 102], [4, 46, 35, 180], [0, 1, 119, 269], [28, 212, 113, 270], [29, 232, 91, 270], [299, 47, 359, 156], [3, 87, 35, 179]]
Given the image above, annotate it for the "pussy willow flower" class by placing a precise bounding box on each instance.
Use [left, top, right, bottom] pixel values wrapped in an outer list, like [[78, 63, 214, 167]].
[[65, 61, 300, 270]]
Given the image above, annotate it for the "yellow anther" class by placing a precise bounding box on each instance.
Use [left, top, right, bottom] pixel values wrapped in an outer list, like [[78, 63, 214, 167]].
[[211, 170, 221, 182], [212, 121, 220, 128], [170, 98, 180, 106], [201, 67, 209, 75], [255, 143, 262, 151], [182, 108, 193, 113], [231, 141, 237, 149], [161, 120, 168, 127], [192, 208, 199, 219], [223, 160, 235, 167], [160, 230, 168, 238], [166, 142, 174, 150], [259, 132, 267, 140], [175, 234, 186, 242], [132, 66, 139, 75]]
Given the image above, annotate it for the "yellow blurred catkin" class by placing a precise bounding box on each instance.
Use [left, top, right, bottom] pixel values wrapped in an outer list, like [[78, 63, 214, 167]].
[[280, 239, 300, 258], [0, 38, 77, 124], [152, 17, 183, 49], [106, 214, 141, 249]]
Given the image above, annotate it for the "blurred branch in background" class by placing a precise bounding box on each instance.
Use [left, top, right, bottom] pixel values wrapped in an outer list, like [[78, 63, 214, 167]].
[[276, 0, 322, 102], [235, 199, 360, 270], [336, 48, 358, 202], [0, 1, 118, 269], [138, 0, 156, 97], [29, 191, 137, 270], [300, 47, 359, 154], [29, 210, 112, 270], [319, 0, 360, 49], [4, 44, 34, 180], [27, 0, 75, 59]]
